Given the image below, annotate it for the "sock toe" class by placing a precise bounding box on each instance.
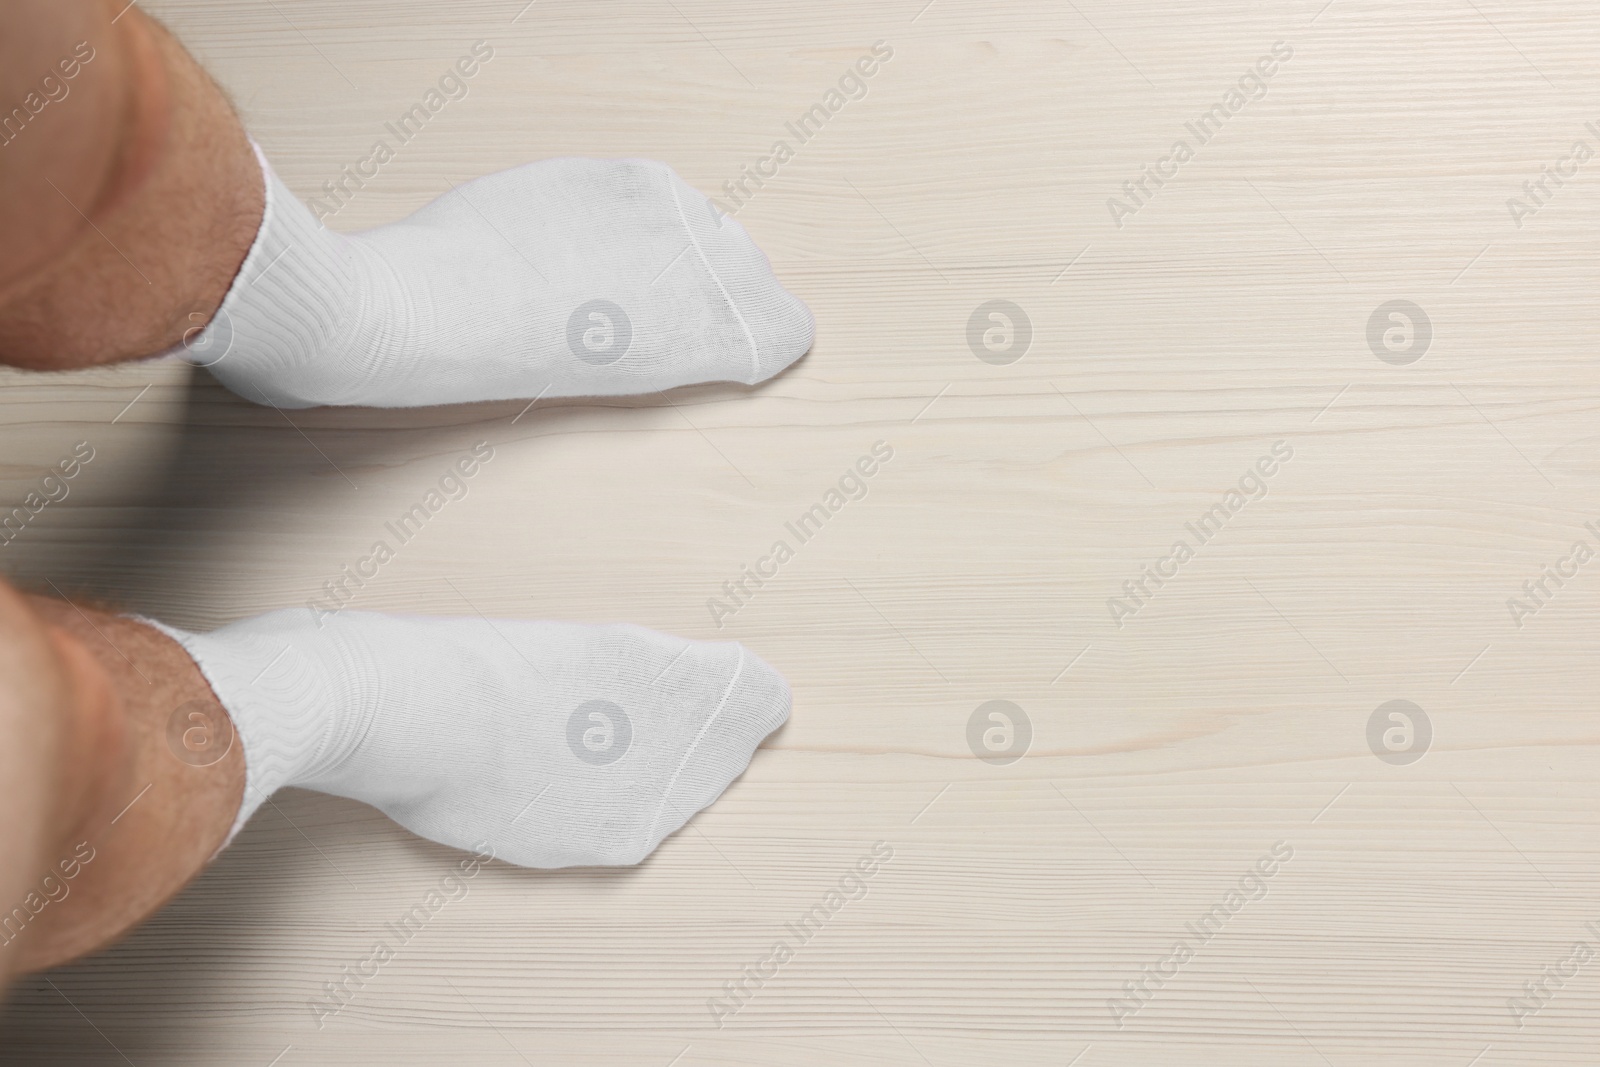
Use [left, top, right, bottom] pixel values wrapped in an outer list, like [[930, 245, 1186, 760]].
[[669, 168, 815, 384], [643, 645, 790, 854]]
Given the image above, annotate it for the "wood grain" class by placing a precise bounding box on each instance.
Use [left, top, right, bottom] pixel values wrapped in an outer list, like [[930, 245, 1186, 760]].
[[5, 0, 1600, 1063]]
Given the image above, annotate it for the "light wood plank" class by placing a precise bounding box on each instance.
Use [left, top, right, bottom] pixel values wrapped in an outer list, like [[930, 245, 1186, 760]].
[[6, 0, 1600, 1063]]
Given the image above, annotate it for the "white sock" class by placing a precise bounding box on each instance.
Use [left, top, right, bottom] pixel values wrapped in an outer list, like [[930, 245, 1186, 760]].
[[174, 143, 813, 408], [144, 609, 789, 867]]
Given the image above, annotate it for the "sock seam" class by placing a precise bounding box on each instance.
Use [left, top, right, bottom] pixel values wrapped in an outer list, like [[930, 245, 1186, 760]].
[[643, 645, 747, 851], [663, 163, 761, 383]]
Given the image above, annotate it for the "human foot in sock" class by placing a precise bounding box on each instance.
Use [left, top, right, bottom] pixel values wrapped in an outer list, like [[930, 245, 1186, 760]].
[[146, 609, 789, 867], [171, 146, 814, 408]]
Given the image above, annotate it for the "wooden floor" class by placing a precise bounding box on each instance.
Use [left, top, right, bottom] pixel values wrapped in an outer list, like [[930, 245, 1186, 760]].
[[7, 0, 1600, 1062]]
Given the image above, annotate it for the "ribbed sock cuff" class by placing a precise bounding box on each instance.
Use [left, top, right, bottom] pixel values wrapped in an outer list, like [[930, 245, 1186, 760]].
[[163, 141, 365, 407], [134, 612, 340, 848]]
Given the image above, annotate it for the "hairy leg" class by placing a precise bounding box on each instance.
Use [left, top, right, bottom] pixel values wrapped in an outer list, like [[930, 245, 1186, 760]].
[[0, 581, 242, 982], [0, 0, 260, 369], [0, 576, 788, 986], [0, 0, 811, 403]]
